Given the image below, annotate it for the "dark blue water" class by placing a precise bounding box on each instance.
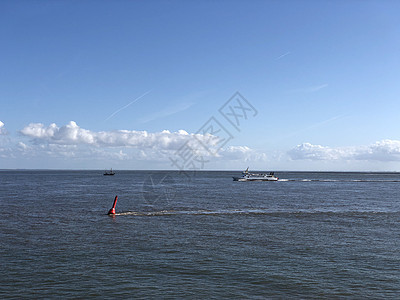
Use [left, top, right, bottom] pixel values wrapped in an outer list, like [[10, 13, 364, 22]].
[[1, 171, 400, 298]]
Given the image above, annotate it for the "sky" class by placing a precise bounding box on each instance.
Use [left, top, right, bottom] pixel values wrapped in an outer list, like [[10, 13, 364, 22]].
[[1, 0, 400, 171]]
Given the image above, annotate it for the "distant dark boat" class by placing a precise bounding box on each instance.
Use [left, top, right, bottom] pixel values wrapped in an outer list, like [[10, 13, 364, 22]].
[[104, 168, 115, 176]]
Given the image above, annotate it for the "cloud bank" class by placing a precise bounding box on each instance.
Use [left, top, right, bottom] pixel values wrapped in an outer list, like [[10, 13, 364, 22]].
[[17, 121, 266, 165], [9, 121, 400, 170], [20, 121, 211, 150], [289, 140, 400, 161]]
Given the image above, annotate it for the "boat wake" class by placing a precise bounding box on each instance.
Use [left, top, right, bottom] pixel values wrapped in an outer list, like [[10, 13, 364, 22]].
[[115, 208, 400, 217], [277, 179, 400, 182], [116, 209, 264, 216]]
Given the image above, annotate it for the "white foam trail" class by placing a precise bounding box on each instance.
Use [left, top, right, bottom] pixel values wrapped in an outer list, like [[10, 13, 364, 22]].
[[116, 209, 274, 216], [114, 208, 400, 217]]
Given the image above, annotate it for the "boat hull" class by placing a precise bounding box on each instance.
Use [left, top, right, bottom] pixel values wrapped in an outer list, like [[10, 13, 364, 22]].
[[233, 176, 278, 181]]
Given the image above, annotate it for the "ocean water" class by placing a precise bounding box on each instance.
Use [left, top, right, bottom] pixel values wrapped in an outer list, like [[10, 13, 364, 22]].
[[1, 170, 400, 298]]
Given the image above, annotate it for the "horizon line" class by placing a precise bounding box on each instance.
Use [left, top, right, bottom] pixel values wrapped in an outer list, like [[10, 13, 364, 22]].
[[0, 169, 399, 173]]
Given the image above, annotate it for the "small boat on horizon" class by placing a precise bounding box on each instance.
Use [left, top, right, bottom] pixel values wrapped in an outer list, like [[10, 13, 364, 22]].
[[104, 168, 115, 176], [233, 167, 278, 181]]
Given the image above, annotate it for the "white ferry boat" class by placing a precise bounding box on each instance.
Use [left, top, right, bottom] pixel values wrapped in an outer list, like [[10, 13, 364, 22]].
[[233, 168, 278, 181]]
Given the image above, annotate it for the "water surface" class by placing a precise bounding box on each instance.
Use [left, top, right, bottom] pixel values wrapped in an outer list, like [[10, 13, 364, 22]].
[[1, 171, 399, 298]]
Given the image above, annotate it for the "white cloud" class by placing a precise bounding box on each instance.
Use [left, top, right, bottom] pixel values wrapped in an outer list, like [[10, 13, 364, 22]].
[[288, 143, 349, 160], [289, 140, 400, 162], [355, 140, 400, 161], [221, 146, 267, 161], [17, 142, 29, 150], [0, 121, 7, 135], [20, 121, 214, 151]]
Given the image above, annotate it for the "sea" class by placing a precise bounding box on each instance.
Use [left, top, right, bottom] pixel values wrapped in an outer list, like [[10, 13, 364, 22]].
[[1, 170, 400, 299]]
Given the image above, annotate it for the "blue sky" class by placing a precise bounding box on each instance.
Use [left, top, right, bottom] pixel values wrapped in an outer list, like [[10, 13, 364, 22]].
[[1, 0, 400, 170]]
